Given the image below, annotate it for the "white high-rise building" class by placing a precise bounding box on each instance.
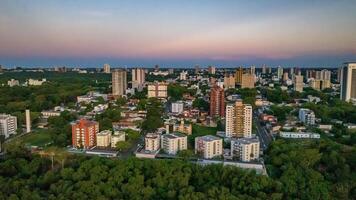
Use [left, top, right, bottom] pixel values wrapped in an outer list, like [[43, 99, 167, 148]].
[[132, 68, 145, 91], [0, 114, 17, 139], [277, 66, 283, 80], [25, 109, 31, 133], [231, 137, 260, 162], [112, 69, 127, 97], [299, 108, 316, 125], [161, 132, 187, 155], [179, 71, 188, 80], [145, 133, 160, 152], [340, 63, 356, 102], [171, 101, 184, 114], [225, 100, 252, 138], [103, 64, 111, 73], [195, 135, 223, 159]]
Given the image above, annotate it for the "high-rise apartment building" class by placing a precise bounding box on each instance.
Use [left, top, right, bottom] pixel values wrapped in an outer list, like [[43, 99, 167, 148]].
[[241, 73, 255, 89], [235, 67, 243, 84], [0, 114, 17, 139], [180, 71, 188, 80], [72, 119, 99, 149], [103, 64, 111, 73], [277, 66, 283, 80], [145, 133, 160, 152], [210, 85, 225, 117], [294, 75, 304, 92], [161, 132, 187, 155], [231, 137, 260, 162], [225, 100, 252, 138], [195, 135, 223, 159], [250, 65, 256, 75], [261, 64, 267, 74], [147, 82, 168, 99], [112, 69, 127, 97], [132, 68, 145, 91], [224, 73, 235, 89], [195, 65, 200, 74], [283, 72, 289, 82], [340, 63, 356, 102], [171, 101, 184, 114]]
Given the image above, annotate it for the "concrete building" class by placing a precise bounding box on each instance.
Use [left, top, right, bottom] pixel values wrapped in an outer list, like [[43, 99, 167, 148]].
[[112, 69, 127, 97], [225, 100, 252, 138], [179, 71, 188, 80], [171, 101, 184, 114], [28, 78, 46, 86], [299, 108, 315, 125], [231, 137, 260, 162], [250, 66, 255, 75], [103, 64, 111, 73], [145, 133, 160, 152], [294, 75, 304, 92], [111, 131, 126, 148], [161, 132, 187, 155], [165, 120, 192, 135], [235, 67, 243, 85], [279, 131, 320, 139], [132, 68, 145, 91], [147, 82, 168, 99], [71, 119, 99, 149], [195, 135, 223, 159], [224, 73, 235, 89], [96, 130, 112, 147], [25, 109, 31, 133], [283, 72, 289, 82], [277, 66, 283, 80], [340, 63, 356, 102], [210, 85, 225, 117], [208, 66, 216, 74], [7, 79, 19, 87], [241, 74, 255, 89], [0, 114, 17, 139]]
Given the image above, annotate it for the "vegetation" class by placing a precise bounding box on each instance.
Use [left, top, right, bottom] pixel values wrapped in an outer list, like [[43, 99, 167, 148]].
[[192, 98, 209, 111], [188, 124, 217, 146], [265, 139, 356, 199], [266, 105, 293, 123], [141, 98, 164, 133]]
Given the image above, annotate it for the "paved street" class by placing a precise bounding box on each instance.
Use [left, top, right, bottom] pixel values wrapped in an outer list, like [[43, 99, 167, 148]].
[[253, 114, 273, 151]]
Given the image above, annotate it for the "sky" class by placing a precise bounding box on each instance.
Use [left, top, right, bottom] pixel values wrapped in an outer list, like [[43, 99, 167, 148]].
[[0, 0, 356, 68]]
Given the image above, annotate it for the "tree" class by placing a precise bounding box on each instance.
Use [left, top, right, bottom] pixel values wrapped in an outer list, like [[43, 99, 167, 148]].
[[115, 141, 131, 151]]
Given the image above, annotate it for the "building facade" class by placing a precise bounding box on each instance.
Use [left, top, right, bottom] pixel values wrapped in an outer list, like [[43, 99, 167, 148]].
[[171, 101, 184, 114], [231, 137, 260, 162], [210, 85, 225, 117], [161, 132, 187, 155], [145, 133, 160, 152], [195, 135, 223, 159], [241, 74, 255, 89], [112, 69, 127, 97], [225, 100, 252, 138], [0, 114, 17, 139], [103, 64, 111, 73], [147, 82, 168, 99], [224, 73, 235, 89], [72, 119, 99, 149], [340, 63, 356, 102], [132, 68, 145, 91], [294, 75, 304, 92], [299, 108, 316, 125], [96, 130, 112, 147]]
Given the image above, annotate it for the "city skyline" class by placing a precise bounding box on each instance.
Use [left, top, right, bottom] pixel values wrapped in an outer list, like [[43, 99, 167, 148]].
[[1, 0, 356, 67]]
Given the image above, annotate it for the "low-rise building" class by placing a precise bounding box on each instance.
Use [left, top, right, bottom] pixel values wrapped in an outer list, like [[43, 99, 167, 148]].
[[147, 82, 168, 99], [161, 132, 187, 155], [7, 79, 19, 87], [111, 131, 126, 148], [28, 78, 46, 86], [279, 131, 320, 139], [171, 101, 184, 114], [231, 137, 260, 162], [145, 133, 160, 152], [96, 130, 112, 148], [195, 135, 223, 159], [299, 108, 315, 125]]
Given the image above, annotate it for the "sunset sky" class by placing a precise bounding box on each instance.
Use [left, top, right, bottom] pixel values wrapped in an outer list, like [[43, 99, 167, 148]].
[[1, 0, 356, 67]]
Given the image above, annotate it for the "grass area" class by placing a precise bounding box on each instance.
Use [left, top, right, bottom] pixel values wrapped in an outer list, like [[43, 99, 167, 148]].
[[9, 130, 53, 147], [188, 124, 218, 147]]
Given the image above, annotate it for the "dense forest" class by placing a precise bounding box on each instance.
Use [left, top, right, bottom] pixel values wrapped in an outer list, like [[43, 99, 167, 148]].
[[1, 137, 355, 200]]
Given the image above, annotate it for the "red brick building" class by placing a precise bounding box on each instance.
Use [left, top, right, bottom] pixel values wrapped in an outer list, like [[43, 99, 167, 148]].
[[210, 85, 225, 117], [72, 119, 99, 149]]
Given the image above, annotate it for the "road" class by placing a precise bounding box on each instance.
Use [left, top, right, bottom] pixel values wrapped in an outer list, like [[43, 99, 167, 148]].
[[253, 112, 273, 151]]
